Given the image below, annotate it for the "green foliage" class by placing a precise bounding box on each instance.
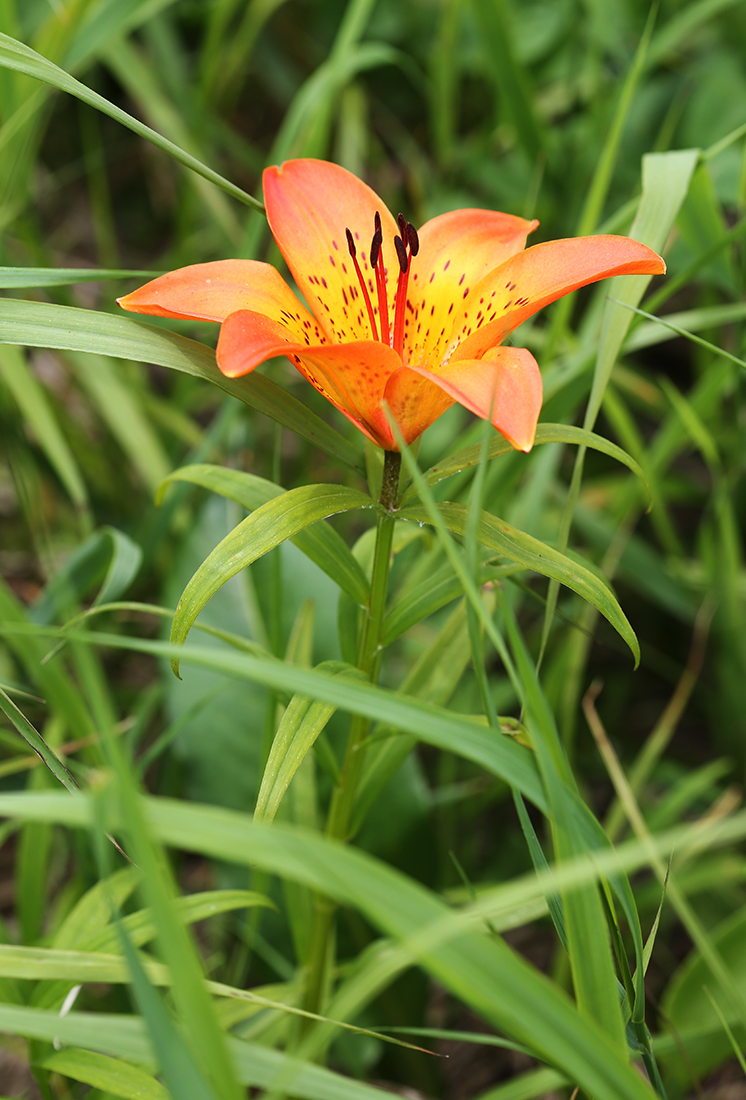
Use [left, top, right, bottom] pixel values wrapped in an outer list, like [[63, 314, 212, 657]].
[[1, 0, 745, 1097]]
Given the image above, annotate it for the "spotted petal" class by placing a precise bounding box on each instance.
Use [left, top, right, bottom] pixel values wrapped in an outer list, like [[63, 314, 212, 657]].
[[403, 209, 538, 372], [406, 346, 543, 452], [217, 309, 401, 448], [383, 370, 455, 447], [263, 159, 400, 344], [448, 236, 666, 363], [117, 260, 320, 339]]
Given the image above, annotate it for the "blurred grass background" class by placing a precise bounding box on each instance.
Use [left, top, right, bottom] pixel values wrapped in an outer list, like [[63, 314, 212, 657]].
[[0, 0, 746, 1096]]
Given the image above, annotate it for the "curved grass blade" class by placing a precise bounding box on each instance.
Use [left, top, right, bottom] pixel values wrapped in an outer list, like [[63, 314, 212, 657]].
[[0, 1001, 406, 1100], [0, 629, 548, 810], [611, 299, 746, 371], [31, 527, 142, 626], [0, 298, 363, 470], [0, 32, 264, 212], [0, 344, 89, 517], [399, 502, 640, 666], [255, 662, 366, 824], [115, 921, 222, 1100], [383, 561, 519, 645], [0, 688, 78, 795], [159, 465, 369, 605], [403, 423, 648, 505], [42, 1048, 167, 1100], [0, 267, 159, 288], [170, 485, 378, 675], [0, 793, 660, 1100]]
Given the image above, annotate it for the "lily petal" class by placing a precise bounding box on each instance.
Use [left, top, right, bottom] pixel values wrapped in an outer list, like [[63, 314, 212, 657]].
[[294, 341, 403, 449], [216, 309, 321, 376], [263, 159, 400, 344], [407, 346, 543, 452], [403, 209, 538, 371], [449, 235, 666, 363], [118, 260, 319, 332], [217, 309, 401, 448], [383, 369, 456, 447]]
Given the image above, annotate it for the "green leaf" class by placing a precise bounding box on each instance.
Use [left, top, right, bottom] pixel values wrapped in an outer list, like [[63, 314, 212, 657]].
[[93, 890, 275, 953], [170, 484, 378, 674], [586, 148, 700, 430], [0, 629, 548, 810], [0, 343, 89, 513], [255, 662, 365, 824], [42, 1049, 168, 1100], [0, 298, 363, 470], [661, 908, 746, 1084], [69, 353, 171, 495], [159, 465, 369, 605], [0, 688, 78, 795], [0, 1001, 400, 1100], [91, 763, 243, 1100], [31, 526, 142, 625], [0, 267, 159, 288], [114, 918, 221, 1100], [404, 423, 649, 505], [383, 561, 519, 644], [623, 301, 746, 351], [0, 32, 264, 212], [399, 502, 640, 666], [498, 597, 628, 1053], [0, 795, 661, 1100], [612, 299, 746, 373]]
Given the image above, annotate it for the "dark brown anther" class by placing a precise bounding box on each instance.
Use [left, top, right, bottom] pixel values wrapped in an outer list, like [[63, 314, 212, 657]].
[[374, 211, 382, 234], [394, 235, 408, 273], [397, 212, 407, 239], [345, 227, 356, 257], [370, 228, 382, 270], [406, 222, 419, 256]]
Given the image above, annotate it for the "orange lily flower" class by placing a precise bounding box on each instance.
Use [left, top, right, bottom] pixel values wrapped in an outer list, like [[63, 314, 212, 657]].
[[119, 159, 665, 452]]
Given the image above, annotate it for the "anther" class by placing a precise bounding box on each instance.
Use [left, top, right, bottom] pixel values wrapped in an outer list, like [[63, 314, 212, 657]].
[[397, 212, 407, 239], [407, 222, 419, 256], [370, 228, 382, 270], [394, 235, 408, 273], [345, 228, 356, 257]]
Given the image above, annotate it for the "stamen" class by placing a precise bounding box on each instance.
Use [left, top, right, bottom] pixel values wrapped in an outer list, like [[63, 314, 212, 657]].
[[392, 223, 415, 356], [371, 212, 390, 346], [346, 227, 378, 340]]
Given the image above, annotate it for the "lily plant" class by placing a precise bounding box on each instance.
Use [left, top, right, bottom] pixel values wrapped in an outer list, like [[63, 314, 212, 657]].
[[119, 158, 665, 1021]]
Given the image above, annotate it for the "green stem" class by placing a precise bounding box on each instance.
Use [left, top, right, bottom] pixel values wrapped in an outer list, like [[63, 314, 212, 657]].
[[303, 449, 401, 1024]]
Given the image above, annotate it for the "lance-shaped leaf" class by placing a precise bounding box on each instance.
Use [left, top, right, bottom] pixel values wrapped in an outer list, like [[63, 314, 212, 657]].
[[255, 661, 366, 824], [159, 465, 368, 605], [399, 502, 639, 666], [170, 485, 379, 675], [0, 32, 263, 212], [0, 297, 362, 470], [403, 422, 649, 504]]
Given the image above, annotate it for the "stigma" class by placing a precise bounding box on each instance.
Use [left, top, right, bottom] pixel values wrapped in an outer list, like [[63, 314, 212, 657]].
[[346, 211, 419, 357]]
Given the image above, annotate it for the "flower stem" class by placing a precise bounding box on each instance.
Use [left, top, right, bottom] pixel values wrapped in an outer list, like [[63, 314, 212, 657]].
[[302, 449, 401, 1024]]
